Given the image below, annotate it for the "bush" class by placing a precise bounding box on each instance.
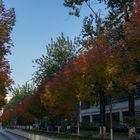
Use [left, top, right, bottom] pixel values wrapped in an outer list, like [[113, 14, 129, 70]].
[[80, 122, 99, 131]]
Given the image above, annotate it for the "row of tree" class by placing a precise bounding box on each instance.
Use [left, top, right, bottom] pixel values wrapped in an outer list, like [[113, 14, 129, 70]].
[[1, 0, 140, 139], [2, 83, 42, 127]]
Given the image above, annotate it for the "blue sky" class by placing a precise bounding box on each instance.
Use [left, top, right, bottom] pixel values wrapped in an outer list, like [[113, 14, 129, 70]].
[[4, 0, 106, 86]]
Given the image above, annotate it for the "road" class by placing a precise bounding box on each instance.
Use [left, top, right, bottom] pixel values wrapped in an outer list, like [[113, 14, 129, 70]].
[[0, 128, 27, 140]]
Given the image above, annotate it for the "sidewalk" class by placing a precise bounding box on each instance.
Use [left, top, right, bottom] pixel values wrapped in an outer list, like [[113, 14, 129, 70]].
[[6, 129, 65, 140]]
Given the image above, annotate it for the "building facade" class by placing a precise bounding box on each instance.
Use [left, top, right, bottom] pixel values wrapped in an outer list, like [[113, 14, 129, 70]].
[[80, 93, 140, 128]]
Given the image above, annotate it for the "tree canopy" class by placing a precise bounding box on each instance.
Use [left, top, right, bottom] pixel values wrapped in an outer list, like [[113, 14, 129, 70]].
[[4, 83, 35, 111], [0, 0, 15, 108], [33, 33, 80, 85]]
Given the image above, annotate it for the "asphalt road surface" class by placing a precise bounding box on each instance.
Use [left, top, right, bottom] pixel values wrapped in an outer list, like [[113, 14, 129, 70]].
[[0, 128, 28, 140]]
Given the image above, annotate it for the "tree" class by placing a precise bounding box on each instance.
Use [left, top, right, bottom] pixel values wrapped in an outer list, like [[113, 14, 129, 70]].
[[63, 2, 108, 137], [122, 1, 140, 135], [33, 33, 79, 85], [2, 83, 39, 127], [17, 95, 35, 126], [0, 0, 15, 108], [64, 0, 106, 39], [84, 33, 124, 139], [64, 0, 134, 39], [4, 83, 35, 111], [32, 33, 80, 132], [42, 53, 93, 135], [104, 0, 133, 35]]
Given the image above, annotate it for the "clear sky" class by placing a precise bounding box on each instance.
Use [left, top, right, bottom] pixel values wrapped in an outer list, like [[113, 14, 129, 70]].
[[4, 0, 106, 86]]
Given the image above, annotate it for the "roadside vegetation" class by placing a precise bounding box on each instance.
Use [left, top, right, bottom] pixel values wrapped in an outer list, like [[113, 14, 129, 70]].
[[1, 0, 140, 139]]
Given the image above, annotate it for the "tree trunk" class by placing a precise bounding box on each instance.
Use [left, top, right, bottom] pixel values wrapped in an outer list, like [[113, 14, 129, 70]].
[[77, 101, 81, 136], [57, 125, 61, 134], [128, 91, 135, 139], [128, 91, 135, 118], [99, 91, 106, 139]]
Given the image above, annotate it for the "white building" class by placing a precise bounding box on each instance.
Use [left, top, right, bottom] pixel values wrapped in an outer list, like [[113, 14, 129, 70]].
[[80, 93, 140, 128]]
